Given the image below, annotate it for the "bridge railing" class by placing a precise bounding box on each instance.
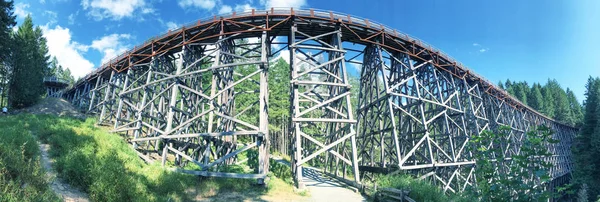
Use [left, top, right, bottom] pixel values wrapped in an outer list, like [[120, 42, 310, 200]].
[[43, 76, 70, 85], [95, 7, 491, 89]]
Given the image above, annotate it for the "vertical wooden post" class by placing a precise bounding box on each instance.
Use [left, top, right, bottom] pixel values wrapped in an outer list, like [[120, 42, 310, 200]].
[[257, 30, 270, 184]]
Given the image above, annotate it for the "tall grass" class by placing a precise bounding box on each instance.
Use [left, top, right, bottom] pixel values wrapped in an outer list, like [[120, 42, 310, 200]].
[[5, 114, 298, 201], [0, 115, 59, 202]]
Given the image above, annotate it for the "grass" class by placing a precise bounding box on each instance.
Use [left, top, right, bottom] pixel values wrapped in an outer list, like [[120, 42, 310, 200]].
[[0, 114, 60, 202], [0, 114, 304, 202], [371, 174, 472, 202]]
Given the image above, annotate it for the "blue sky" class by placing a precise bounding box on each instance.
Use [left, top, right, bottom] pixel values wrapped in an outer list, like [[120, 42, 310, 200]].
[[13, 0, 600, 101]]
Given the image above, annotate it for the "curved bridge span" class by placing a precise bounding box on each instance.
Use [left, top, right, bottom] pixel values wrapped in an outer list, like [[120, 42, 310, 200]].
[[64, 8, 576, 193]]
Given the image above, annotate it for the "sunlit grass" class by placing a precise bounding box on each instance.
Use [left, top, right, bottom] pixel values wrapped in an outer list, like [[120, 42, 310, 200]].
[[1, 114, 303, 202], [371, 174, 471, 202], [0, 114, 60, 202]]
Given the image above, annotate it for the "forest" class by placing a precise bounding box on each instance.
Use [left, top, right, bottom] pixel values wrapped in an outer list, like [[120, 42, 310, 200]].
[[0, 1, 74, 109], [500, 77, 600, 201], [499, 79, 583, 126]]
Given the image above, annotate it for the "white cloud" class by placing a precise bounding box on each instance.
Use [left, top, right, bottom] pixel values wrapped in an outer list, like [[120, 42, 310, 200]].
[[14, 3, 30, 19], [218, 5, 232, 14], [43, 11, 58, 25], [479, 48, 489, 53], [262, 0, 306, 9], [81, 0, 151, 20], [90, 34, 131, 63], [219, 3, 253, 15], [279, 50, 290, 64], [166, 21, 179, 31], [41, 25, 95, 79], [178, 0, 217, 10], [68, 13, 76, 25], [472, 43, 480, 47], [234, 4, 253, 12], [40, 0, 46, 4], [141, 7, 154, 14]]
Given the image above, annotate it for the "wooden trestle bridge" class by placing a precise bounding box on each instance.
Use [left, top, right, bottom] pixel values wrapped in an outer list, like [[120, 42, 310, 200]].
[[63, 8, 576, 193]]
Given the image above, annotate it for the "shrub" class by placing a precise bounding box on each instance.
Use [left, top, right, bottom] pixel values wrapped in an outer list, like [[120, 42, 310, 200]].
[[373, 174, 469, 202]]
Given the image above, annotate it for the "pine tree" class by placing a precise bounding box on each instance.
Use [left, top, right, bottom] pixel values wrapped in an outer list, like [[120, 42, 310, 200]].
[[268, 58, 290, 128], [48, 56, 59, 77], [0, 0, 15, 62], [566, 88, 584, 126], [528, 83, 544, 111], [61, 67, 75, 84], [513, 82, 529, 105], [0, 0, 15, 107], [541, 84, 556, 118], [573, 77, 600, 200], [8, 15, 48, 108], [505, 79, 515, 96]]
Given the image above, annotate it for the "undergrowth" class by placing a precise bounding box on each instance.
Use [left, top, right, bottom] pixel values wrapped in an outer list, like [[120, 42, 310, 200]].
[[1, 114, 300, 202], [372, 174, 471, 202], [0, 115, 60, 202]]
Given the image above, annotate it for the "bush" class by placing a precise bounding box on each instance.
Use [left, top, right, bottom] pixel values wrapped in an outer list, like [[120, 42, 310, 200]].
[[1, 114, 301, 201], [469, 126, 557, 201], [373, 174, 469, 202]]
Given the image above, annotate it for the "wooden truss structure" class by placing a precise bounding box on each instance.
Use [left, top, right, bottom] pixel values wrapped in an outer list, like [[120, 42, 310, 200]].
[[64, 8, 576, 192]]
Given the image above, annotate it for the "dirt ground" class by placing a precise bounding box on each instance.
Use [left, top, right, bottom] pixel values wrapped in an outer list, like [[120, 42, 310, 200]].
[[40, 144, 90, 202], [12, 97, 85, 119]]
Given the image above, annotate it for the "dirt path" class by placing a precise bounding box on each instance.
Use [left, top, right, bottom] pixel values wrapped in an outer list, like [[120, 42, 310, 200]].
[[272, 157, 367, 202], [39, 144, 90, 202]]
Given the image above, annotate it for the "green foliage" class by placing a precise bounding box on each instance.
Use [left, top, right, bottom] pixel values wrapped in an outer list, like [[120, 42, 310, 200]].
[[247, 149, 293, 184], [527, 83, 544, 111], [8, 15, 49, 108], [3, 114, 292, 202], [268, 159, 293, 184], [48, 56, 75, 85], [268, 58, 291, 128], [0, 0, 15, 108], [0, 0, 14, 61], [573, 76, 600, 201], [373, 174, 470, 202], [567, 88, 584, 126], [469, 126, 558, 201], [501, 79, 583, 126], [0, 115, 60, 202]]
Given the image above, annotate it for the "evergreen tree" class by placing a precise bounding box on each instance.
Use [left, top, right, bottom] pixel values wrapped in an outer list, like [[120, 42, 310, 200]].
[[0, 0, 15, 107], [545, 79, 570, 122], [268, 58, 290, 128], [61, 67, 75, 85], [527, 83, 544, 111], [573, 77, 600, 200], [566, 88, 584, 126], [8, 15, 48, 108], [0, 0, 15, 61], [541, 84, 556, 118], [505, 79, 515, 96], [513, 82, 529, 105], [48, 56, 59, 77]]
